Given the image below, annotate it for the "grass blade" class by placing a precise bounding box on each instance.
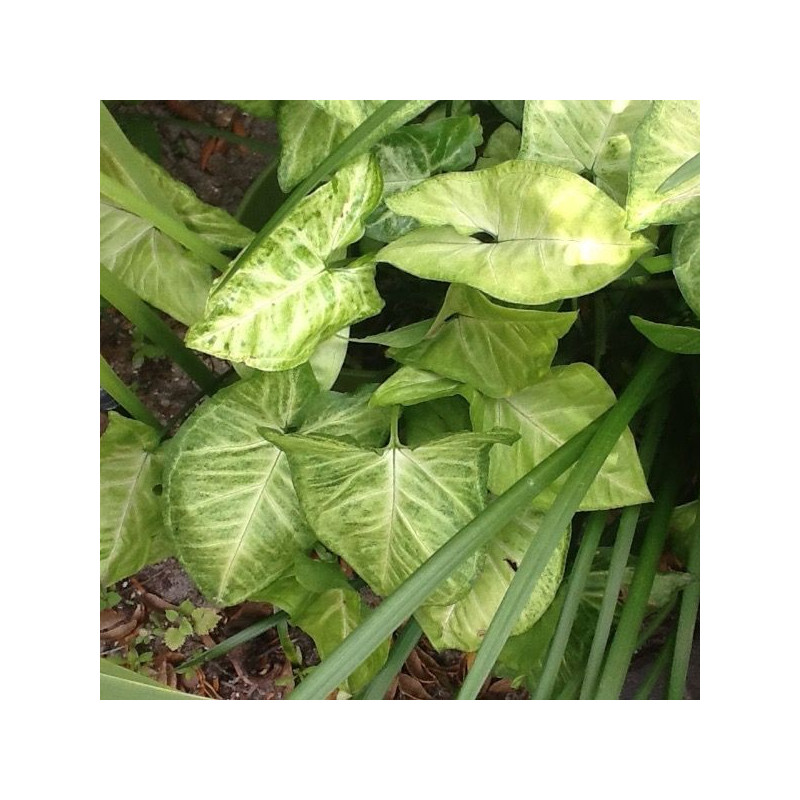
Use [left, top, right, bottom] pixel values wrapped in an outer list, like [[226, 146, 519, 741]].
[[215, 100, 434, 292], [100, 265, 217, 394], [288, 412, 606, 700], [457, 347, 674, 700], [667, 513, 700, 699], [176, 611, 289, 673], [356, 619, 423, 700], [532, 511, 607, 699], [579, 397, 670, 698], [657, 153, 700, 194], [100, 355, 161, 430], [100, 173, 230, 272], [594, 451, 682, 699]]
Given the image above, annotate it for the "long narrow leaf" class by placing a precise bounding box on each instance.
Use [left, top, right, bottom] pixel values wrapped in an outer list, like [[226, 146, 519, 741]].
[[100, 265, 217, 394], [532, 511, 606, 699], [100, 356, 161, 430], [632, 629, 676, 700], [579, 396, 669, 698], [667, 513, 699, 699], [594, 453, 682, 699], [356, 620, 423, 700], [215, 100, 434, 292], [457, 347, 673, 700], [288, 413, 606, 700], [176, 611, 289, 673], [657, 153, 700, 194]]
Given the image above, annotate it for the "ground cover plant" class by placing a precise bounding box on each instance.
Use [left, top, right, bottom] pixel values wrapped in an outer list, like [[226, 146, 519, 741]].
[[100, 99, 699, 700]]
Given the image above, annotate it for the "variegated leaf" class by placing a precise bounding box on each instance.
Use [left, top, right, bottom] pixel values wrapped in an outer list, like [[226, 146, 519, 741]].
[[379, 161, 652, 305], [162, 367, 319, 606], [519, 100, 651, 206], [626, 100, 700, 230], [101, 414, 171, 586], [672, 221, 700, 316], [470, 363, 652, 511], [370, 366, 464, 408], [186, 157, 385, 371], [262, 428, 518, 605], [415, 507, 568, 651]]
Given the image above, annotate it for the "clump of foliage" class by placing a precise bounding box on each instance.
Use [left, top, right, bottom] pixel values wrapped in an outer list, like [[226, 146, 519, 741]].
[[100, 100, 699, 700]]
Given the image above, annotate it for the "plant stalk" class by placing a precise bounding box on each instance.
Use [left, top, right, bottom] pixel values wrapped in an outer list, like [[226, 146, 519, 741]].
[[356, 619, 423, 700]]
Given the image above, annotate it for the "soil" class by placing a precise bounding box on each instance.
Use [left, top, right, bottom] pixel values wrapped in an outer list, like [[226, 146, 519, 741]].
[[100, 101, 698, 700]]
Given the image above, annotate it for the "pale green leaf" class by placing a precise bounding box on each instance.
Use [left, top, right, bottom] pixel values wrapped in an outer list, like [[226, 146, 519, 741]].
[[401, 396, 472, 448], [672, 221, 700, 316], [294, 587, 390, 693], [292, 384, 393, 447], [366, 115, 484, 242], [293, 551, 352, 594], [630, 316, 700, 354], [379, 161, 652, 305], [186, 157, 384, 371], [309, 327, 350, 390], [100, 202, 214, 325], [369, 366, 464, 408], [491, 101, 524, 127], [470, 363, 652, 511], [388, 293, 576, 397], [262, 429, 518, 605], [519, 100, 651, 206], [415, 508, 568, 651], [144, 159, 253, 250], [162, 367, 319, 606], [311, 100, 386, 126], [351, 318, 433, 347], [277, 101, 352, 192], [101, 413, 171, 586], [626, 100, 700, 230], [476, 122, 521, 169]]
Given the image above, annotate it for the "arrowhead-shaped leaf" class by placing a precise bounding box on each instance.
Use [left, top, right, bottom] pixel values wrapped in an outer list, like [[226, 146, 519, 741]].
[[630, 316, 700, 354], [366, 115, 483, 242], [519, 100, 651, 206], [379, 161, 652, 305], [101, 414, 171, 586], [626, 100, 700, 230], [470, 363, 652, 511], [387, 286, 576, 398], [185, 157, 385, 371], [262, 428, 518, 605], [162, 367, 319, 606], [672, 221, 700, 316], [415, 507, 568, 651]]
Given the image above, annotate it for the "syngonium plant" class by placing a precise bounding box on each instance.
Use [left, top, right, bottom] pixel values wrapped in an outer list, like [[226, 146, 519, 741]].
[[100, 100, 699, 697]]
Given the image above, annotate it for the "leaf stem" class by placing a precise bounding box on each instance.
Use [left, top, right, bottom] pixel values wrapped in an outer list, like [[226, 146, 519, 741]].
[[632, 629, 676, 699]]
